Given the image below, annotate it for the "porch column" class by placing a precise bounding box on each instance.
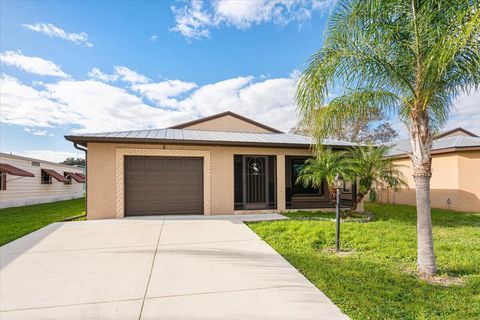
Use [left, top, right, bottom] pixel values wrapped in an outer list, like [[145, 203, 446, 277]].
[[276, 154, 286, 212]]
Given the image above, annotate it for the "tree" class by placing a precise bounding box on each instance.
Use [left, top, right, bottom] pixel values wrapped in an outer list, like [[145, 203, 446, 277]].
[[296, 0, 479, 276], [348, 144, 408, 211], [296, 148, 352, 203], [290, 109, 399, 143], [61, 157, 85, 167]]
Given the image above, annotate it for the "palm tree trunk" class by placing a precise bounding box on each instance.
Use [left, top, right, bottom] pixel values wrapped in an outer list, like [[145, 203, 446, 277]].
[[413, 171, 437, 276], [410, 112, 437, 276], [348, 192, 364, 213]]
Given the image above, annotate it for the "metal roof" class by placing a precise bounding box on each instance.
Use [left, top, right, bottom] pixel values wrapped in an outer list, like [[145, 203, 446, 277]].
[[65, 128, 357, 148], [387, 135, 480, 157]]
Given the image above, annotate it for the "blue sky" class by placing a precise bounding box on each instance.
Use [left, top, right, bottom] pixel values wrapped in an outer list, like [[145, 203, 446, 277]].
[[1, 0, 478, 162]]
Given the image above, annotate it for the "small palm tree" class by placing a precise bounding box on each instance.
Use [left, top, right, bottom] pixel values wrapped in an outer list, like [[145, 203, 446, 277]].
[[296, 0, 479, 276], [348, 145, 408, 211], [296, 148, 352, 203]]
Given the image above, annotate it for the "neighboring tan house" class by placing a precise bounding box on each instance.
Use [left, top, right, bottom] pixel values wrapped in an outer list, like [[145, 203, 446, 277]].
[[377, 128, 480, 212], [0, 153, 85, 209], [65, 111, 358, 219]]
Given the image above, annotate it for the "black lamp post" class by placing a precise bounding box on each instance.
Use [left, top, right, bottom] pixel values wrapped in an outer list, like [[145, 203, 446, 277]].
[[333, 174, 344, 252]]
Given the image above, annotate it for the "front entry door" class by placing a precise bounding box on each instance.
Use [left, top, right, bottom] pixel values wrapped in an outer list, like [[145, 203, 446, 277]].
[[242, 156, 269, 209]]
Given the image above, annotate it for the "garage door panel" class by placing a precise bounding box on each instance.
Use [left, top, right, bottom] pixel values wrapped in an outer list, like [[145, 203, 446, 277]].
[[125, 156, 203, 216], [184, 159, 202, 169], [127, 157, 148, 169], [145, 158, 166, 169]]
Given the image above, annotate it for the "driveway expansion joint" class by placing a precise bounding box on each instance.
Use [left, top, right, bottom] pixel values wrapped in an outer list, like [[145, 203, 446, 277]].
[[0, 298, 144, 313], [138, 217, 165, 320]]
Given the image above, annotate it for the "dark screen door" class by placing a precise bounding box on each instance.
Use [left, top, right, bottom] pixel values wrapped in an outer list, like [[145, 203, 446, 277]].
[[243, 156, 269, 209]]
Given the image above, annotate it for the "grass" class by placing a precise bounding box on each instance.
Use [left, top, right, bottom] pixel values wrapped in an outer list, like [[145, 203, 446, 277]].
[[0, 198, 85, 246], [247, 203, 480, 319]]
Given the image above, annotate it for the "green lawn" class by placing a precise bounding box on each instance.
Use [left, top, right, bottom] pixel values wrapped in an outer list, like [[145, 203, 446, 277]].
[[0, 198, 85, 246], [248, 203, 480, 319]]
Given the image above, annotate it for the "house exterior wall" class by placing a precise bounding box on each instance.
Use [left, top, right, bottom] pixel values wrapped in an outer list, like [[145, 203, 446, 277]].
[[457, 151, 480, 212], [86, 142, 313, 219], [0, 154, 84, 209], [180, 115, 274, 133], [376, 151, 480, 212]]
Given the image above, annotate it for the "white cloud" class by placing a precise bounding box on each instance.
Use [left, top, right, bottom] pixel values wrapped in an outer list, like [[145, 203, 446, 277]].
[[43, 79, 173, 133], [170, 0, 333, 39], [0, 50, 69, 78], [445, 89, 480, 135], [24, 128, 50, 136], [87, 67, 118, 82], [0, 66, 299, 134], [22, 23, 93, 47], [132, 80, 198, 107], [114, 66, 150, 84], [0, 74, 70, 127], [170, 0, 213, 39], [150, 34, 158, 42], [176, 75, 298, 130], [16, 150, 84, 163]]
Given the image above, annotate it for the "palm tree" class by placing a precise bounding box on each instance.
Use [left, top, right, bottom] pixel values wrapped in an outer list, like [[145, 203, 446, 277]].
[[296, 148, 352, 204], [348, 145, 408, 211], [296, 0, 479, 276]]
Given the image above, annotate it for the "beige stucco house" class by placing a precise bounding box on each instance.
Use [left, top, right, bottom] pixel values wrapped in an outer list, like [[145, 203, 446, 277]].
[[377, 128, 480, 212], [0, 153, 85, 209], [66, 111, 357, 219]]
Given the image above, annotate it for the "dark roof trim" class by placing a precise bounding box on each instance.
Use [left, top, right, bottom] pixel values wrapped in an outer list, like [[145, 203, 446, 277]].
[[0, 163, 35, 177], [168, 111, 284, 133], [388, 145, 480, 159], [65, 138, 352, 150], [64, 135, 315, 149], [435, 127, 478, 139], [66, 136, 361, 150]]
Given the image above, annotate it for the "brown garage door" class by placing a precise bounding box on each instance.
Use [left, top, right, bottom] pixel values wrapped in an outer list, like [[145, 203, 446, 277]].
[[125, 156, 203, 216]]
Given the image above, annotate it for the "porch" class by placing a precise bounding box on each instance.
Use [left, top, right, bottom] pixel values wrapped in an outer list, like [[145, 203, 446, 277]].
[[233, 155, 355, 212]]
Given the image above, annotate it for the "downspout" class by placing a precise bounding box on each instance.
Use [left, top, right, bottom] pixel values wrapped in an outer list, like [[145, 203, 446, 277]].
[[73, 143, 88, 218]]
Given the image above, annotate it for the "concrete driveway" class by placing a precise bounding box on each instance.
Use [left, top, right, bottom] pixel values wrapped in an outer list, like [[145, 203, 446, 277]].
[[0, 214, 348, 320]]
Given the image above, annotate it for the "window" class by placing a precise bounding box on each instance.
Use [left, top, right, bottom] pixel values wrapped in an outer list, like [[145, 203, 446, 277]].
[[0, 172, 6, 190], [41, 170, 52, 184], [64, 173, 72, 185], [291, 158, 323, 196]]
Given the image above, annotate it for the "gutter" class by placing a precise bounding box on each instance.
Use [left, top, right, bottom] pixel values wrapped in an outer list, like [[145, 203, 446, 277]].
[[73, 143, 88, 218]]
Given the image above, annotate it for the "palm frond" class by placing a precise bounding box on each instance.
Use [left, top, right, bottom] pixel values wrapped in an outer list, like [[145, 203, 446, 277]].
[[296, 0, 480, 139]]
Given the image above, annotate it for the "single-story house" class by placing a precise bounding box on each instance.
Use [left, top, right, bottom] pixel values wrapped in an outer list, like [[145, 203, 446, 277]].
[[0, 153, 85, 209], [377, 128, 480, 212], [65, 111, 358, 219]]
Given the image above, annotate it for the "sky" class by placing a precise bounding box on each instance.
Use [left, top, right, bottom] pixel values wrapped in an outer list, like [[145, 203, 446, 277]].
[[1, 0, 478, 162]]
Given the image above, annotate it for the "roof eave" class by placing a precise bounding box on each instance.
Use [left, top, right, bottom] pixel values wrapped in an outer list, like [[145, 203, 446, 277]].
[[64, 135, 353, 150], [387, 145, 480, 158]]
